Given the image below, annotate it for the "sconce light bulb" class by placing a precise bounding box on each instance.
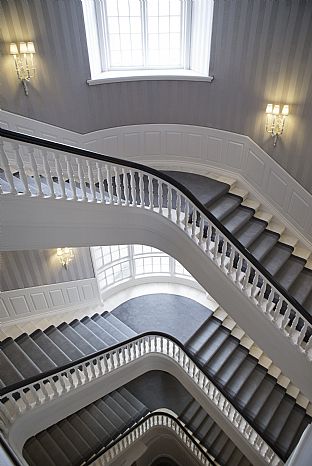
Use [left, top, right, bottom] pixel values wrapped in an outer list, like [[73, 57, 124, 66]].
[[266, 104, 273, 114], [56, 248, 63, 256], [27, 42, 36, 54], [10, 43, 19, 55], [273, 105, 280, 115], [282, 105, 289, 116], [19, 42, 28, 54]]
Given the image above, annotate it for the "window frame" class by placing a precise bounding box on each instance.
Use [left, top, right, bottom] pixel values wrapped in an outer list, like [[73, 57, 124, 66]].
[[82, 0, 214, 84]]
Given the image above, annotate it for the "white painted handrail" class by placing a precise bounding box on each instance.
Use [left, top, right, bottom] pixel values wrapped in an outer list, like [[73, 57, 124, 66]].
[[0, 334, 282, 465], [0, 135, 311, 361], [88, 412, 214, 466]]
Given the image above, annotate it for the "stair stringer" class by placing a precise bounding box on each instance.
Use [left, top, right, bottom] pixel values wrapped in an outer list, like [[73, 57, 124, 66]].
[[7, 354, 270, 466], [2, 195, 312, 400]]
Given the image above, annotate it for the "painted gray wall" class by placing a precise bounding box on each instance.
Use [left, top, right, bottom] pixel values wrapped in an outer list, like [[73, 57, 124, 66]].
[[0, 0, 312, 192], [0, 247, 94, 291]]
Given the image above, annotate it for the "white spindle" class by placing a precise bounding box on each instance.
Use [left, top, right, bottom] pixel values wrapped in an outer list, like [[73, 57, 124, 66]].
[[87, 160, 96, 202], [168, 186, 172, 219], [213, 231, 220, 259], [96, 162, 105, 203], [176, 192, 181, 224], [55, 154, 66, 199], [184, 201, 189, 231], [106, 164, 113, 204], [43, 153, 56, 198], [66, 156, 77, 201], [0, 141, 17, 194], [114, 166, 122, 205], [191, 207, 196, 239], [15, 145, 31, 196], [227, 247, 235, 275], [158, 180, 163, 214], [130, 170, 137, 206], [29, 147, 44, 197], [77, 158, 87, 201], [265, 290, 275, 313], [297, 321, 308, 346], [139, 172, 144, 207], [257, 281, 267, 306], [242, 263, 251, 290], [235, 256, 243, 283], [148, 175, 153, 210], [123, 168, 130, 206]]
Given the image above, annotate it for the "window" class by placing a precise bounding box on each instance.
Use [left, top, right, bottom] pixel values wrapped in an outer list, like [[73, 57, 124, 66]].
[[82, 0, 214, 83]]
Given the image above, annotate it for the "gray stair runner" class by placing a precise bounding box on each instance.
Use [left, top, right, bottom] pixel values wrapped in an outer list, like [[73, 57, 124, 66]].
[[23, 387, 149, 466], [184, 315, 311, 461], [0, 311, 135, 389]]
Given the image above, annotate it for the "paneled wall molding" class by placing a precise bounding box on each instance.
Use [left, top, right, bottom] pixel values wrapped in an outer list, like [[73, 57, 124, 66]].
[[0, 278, 100, 324], [1, 110, 312, 248]]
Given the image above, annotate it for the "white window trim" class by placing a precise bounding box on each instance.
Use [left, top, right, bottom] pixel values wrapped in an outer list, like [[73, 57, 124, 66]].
[[82, 0, 214, 85]]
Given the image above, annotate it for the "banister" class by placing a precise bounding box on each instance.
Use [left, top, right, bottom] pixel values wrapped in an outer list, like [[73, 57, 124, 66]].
[[84, 411, 217, 466], [0, 126, 311, 326]]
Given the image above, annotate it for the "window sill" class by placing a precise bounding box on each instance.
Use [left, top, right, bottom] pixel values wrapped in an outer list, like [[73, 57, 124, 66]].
[[87, 69, 214, 85]]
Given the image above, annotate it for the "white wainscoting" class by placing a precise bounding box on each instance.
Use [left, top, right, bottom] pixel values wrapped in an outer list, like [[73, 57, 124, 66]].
[[0, 278, 100, 324], [1, 110, 312, 247]]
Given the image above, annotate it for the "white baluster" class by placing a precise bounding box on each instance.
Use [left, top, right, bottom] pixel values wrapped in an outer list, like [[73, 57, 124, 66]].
[[130, 170, 137, 206], [297, 321, 308, 347], [114, 166, 122, 205], [77, 158, 87, 201], [87, 160, 96, 202], [106, 164, 113, 204], [0, 140, 17, 194], [54, 153, 66, 199], [242, 263, 251, 290], [281, 306, 291, 330], [123, 168, 130, 206], [139, 172, 144, 207], [29, 147, 44, 197], [15, 144, 31, 196], [198, 216, 204, 247], [96, 162, 105, 203], [148, 175, 153, 210], [227, 248, 235, 275], [251, 271, 260, 297], [257, 281, 267, 307], [184, 201, 189, 231], [235, 256, 243, 283], [158, 180, 163, 214], [43, 153, 56, 198], [265, 289, 274, 313], [191, 208, 196, 239], [66, 155, 77, 201], [176, 192, 181, 224], [213, 231, 220, 259], [168, 185, 172, 219], [305, 335, 312, 352]]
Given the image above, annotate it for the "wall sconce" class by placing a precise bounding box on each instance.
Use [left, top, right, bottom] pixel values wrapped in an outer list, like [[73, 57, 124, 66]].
[[10, 41, 36, 96], [57, 248, 74, 269], [265, 104, 289, 147]]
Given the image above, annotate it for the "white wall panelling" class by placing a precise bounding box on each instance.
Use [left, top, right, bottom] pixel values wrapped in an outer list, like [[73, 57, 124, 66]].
[[0, 278, 100, 324], [1, 110, 312, 248]]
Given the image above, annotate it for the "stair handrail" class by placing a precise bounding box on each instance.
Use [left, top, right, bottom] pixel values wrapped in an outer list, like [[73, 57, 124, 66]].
[[1, 127, 311, 349], [0, 332, 282, 465], [84, 411, 217, 466]]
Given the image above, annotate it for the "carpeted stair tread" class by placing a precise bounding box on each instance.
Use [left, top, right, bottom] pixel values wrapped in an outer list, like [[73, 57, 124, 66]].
[[288, 268, 312, 305], [302, 290, 312, 316], [81, 316, 118, 346], [30, 330, 71, 366], [57, 322, 97, 355], [68, 413, 101, 451], [234, 365, 267, 410], [238, 457, 252, 466], [205, 337, 240, 377], [36, 430, 72, 465], [0, 350, 24, 386], [194, 417, 215, 442], [208, 194, 242, 221], [265, 396, 295, 443], [48, 425, 83, 465], [95, 398, 125, 430], [253, 385, 285, 432], [86, 403, 116, 436], [214, 345, 249, 386], [247, 230, 280, 261], [104, 312, 137, 338], [92, 313, 128, 342], [15, 333, 57, 372], [221, 206, 255, 235], [205, 423, 222, 446], [244, 376, 276, 419], [276, 409, 311, 459], [111, 391, 140, 419], [185, 317, 221, 354], [261, 242, 294, 276], [44, 326, 85, 360], [69, 320, 107, 351], [78, 408, 110, 442], [198, 327, 230, 365], [224, 356, 258, 397], [218, 440, 237, 464], [235, 218, 267, 248], [103, 395, 133, 424], [119, 387, 148, 415], [0, 339, 41, 379], [273, 256, 306, 291], [23, 437, 56, 466], [227, 448, 244, 466], [187, 407, 207, 432], [212, 431, 229, 459], [57, 419, 93, 460], [180, 399, 200, 424]]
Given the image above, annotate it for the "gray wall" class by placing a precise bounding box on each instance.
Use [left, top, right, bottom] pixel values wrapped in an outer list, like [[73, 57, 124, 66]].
[[0, 247, 94, 291], [0, 0, 312, 192]]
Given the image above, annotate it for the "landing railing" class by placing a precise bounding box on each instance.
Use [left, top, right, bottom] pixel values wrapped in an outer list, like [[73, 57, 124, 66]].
[[86, 411, 216, 466], [0, 127, 311, 360], [0, 332, 282, 465]]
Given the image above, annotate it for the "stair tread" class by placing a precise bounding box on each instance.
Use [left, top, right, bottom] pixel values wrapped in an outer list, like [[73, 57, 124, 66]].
[[225, 356, 258, 397], [44, 326, 85, 360], [221, 206, 255, 234], [208, 193, 242, 221], [48, 425, 83, 464], [23, 437, 57, 466], [111, 390, 139, 418], [103, 394, 132, 424], [70, 320, 107, 351], [119, 387, 148, 414], [261, 242, 293, 276], [187, 408, 208, 432], [253, 385, 285, 432], [81, 316, 118, 346], [248, 230, 280, 261], [289, 268, 312, 305], [195, 417, 215, 442], [226, 448, 244, 466], [105, 312, 137, 338], [95, 398, 125, 429], [36, 430, 72, 466], [235, 218, 267, 248], [57, 419, 93, 459], [265, 396, 295, 443], [276, 408, 311, 458], [0, 350, 24, 386], [198, 327, 230, 364], [15, 333, 57, 372], [186, 318, 221, 354], [92, 313, 128, 341], [1, 339, 41, 379], [30, 330, 71, 366], [212, 431, 229, 458], [68, 413, 100, 451], [206, 337, 240, 377], [78, 407, 110, 442], [86, 403, 116, 437], [204, 423, 222, 447], [244, 375, 276, 419], [273, 255, 306, 291], [57, 322, 97, 354], [215, 345, 249, 386], [218, 440, 237, 464], [234, 365, 267, 410]]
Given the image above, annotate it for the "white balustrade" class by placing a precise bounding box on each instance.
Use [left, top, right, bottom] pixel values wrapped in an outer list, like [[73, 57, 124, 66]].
[[0, 334, 281, 465], [89, 413, 214, 466], [0, 137, 311, 360]]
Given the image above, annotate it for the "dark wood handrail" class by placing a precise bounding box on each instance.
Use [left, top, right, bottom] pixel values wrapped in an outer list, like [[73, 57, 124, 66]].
[[0, 126, 311, 325]]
